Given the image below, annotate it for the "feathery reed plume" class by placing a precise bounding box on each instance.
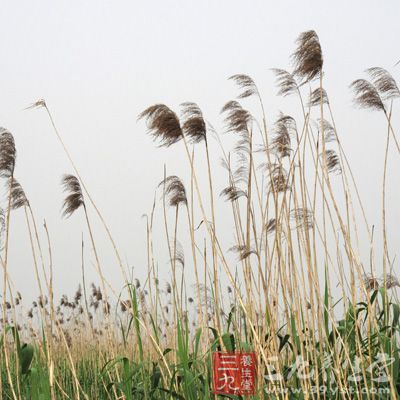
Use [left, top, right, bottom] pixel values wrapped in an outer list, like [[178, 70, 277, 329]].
[[74, 285, 82, 304], [24, 99, 46, 110], [257, 161, 279, 173], [317, 119, 336, 142], [366, 67, 400, 101], [290, 208, 314, 230], [221, 101, 252, 134], [324, 149, 342, 174], [271, 114, 295, 158], [0, 128, 16, 178], [170, 241, 185, 267], [292, 30, 323, 83], [165, 282, 172, 294], [268, 166, 290, 193], [134, 278, 141, 289], [0, 208, 5, 250], [159, 175, 187, 207], [231, 130, 252, 185], [350, 79, 384, 111], [91, 284, 102, 301], [61, 175, 84, 218], [229, 244, 257, 260], [271, 69, 299, 97], [362, 274, 380, 291], [229, 74, 259, 99], [266, 218, 277, 234], [138, 104, 182, 147], [220, 186, 247, 202], [103, 302, 110, 315], [120, 299, 131, 312], [180, 102, 206, 143], [219, 157, 230, 171], [9, 179, 29, 209], [384, 273, 400, 289], [309, 88, 329, 107]]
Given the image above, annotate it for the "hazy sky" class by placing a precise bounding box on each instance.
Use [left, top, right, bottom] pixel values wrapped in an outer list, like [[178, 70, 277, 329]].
[[1, 0, 399, 299]]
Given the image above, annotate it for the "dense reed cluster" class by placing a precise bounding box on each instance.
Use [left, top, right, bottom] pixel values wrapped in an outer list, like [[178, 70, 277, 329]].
[[1, 30, 400, 399]]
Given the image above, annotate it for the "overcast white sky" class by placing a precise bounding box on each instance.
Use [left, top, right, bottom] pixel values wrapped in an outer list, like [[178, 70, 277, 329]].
[[0, 0, 399, 300]]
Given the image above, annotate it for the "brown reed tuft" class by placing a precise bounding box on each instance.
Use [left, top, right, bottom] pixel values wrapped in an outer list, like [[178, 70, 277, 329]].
[[362, 274, 380, 291], [271, 69, 299, 97], [290, 208, 314, 230], [139, 104, 182, 147], [229, 74, 259, 99], [309, 88, 329, 107], [221, 101, 252, 134], [292, 30, 323, 83], [180, 102, 206, 143], [0, 128, 16, 178], [170, 241, 185, 267], [266, 218, 277, 234], [159, 175, 187, 207], [271, 113, 295, 159], [318, 119, 336, 143], [229, 244, 257, 261], [61, 174, 84, 218], [220, 185, 247, 202], [324, 149, 342, 174], [268, 166, 290, 193], [9, 178, 29, 209], [350, 79, 384, 111], [366, 67, 400, 101]]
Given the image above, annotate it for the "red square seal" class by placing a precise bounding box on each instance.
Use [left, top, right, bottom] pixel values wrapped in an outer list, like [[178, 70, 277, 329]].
[[212, 351, 257, 396]]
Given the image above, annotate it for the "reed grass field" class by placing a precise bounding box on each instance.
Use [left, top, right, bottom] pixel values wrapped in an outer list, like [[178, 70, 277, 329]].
[[1, 28, 400, 399]]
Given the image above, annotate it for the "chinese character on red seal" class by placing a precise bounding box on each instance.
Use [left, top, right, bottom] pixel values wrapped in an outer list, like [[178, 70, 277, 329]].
[[212, 351, 257, 396]]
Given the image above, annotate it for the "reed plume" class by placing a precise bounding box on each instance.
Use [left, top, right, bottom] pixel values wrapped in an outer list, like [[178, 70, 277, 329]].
[[9, 179, 29, 210], [324, 149, 342, 174], [290, 208, 314, 230], [0, 128, 16, 178], [229, 74, 259, 99], [271, 69, 299, 97], [61, 175, 85, 218], [309, 88, 329, 107], [268, 166, 290, 193], [0, 208, 5, 250], [220, 186, 247, 202], [221, 101, 252, 134], [139, 104, 182, 147], [159, 176, 187, 207], [170, 241, 185, 267], [350, 79, 384, 111], [180, 102, 206, 143], [292, 30, 323, 83], [362, 274, 380, 291], [266, 218, 276, 234], [366, 67, 400, 101], [24, 99, 46, 110], [317, 119, 336, 143], [271, 113, 295, 158], [229, 244, 257, 261], [385, 273, 400, 289]]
